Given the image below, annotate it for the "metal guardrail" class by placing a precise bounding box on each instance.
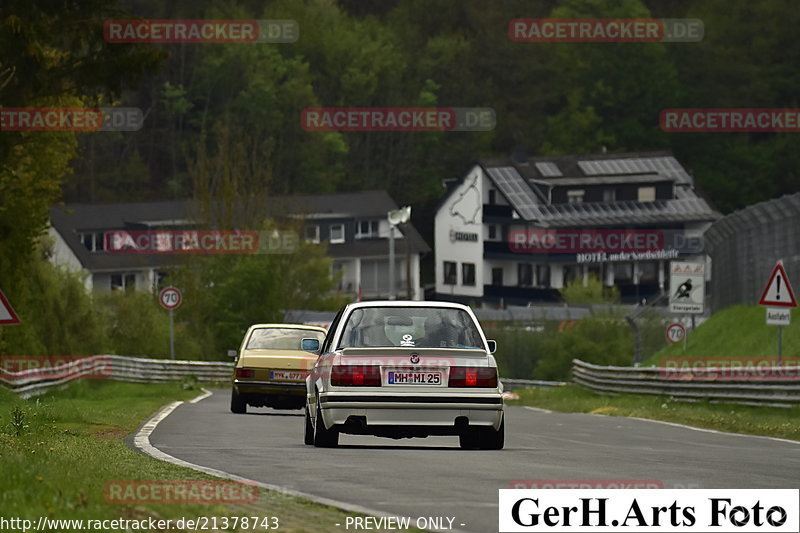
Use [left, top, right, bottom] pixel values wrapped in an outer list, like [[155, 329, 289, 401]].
[[1, 355, 233, 398], [572, 359, 800, 406], [0, 355, 561, 398]]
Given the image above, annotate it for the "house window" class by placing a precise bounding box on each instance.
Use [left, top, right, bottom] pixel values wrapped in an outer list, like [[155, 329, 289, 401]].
[[536, 265, 551, 286], [356, 220, 379, 239], [79, 232, 106, 252], [443, 261, 457, 285], [567, 190, 585, 204], [305, 225, 320, 243], [563, 265, 577, 285], [80, 233, 92, 251], [488, 225, 497, 240], [155, 271, 168, 291], [491, 267, 503, 286], [488, 190, 497, 205], [614, 263, 634, 282], [602, 189, 616, 202], [111, 273, 136, 292], [518, 264, 533, 286], [638, 186, 656, 202], [462, 263, 476, 286], [329, 224, 345, 244], [639, 261, 658, 283]]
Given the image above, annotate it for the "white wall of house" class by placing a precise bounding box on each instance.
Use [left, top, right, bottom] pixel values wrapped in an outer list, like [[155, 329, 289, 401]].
[[48, 226, 92, 291], [435, 165, 485, 298]]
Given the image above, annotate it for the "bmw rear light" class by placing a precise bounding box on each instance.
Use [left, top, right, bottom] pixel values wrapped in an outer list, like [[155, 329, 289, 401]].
[[235, 368, 254, 378], [448, 366, 497, 387], [330, 365, 381, 386]]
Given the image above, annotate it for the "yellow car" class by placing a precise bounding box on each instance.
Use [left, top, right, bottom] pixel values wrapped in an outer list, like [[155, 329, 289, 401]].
[[230, 324, 326, 413]]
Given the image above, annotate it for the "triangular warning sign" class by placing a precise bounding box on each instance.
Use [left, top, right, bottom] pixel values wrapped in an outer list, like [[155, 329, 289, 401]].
[[0, 290, 20, 325], [758, 261, 797, 308]]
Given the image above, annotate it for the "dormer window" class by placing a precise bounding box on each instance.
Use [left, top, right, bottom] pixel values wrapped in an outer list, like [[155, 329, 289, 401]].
[[567, 190, 585, 204], [638, 186, 656, 202], [356, 220, 379, 239], [329, 224, 345, 244]]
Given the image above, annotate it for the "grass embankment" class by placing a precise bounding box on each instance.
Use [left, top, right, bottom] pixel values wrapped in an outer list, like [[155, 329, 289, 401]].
[[0, 381, 421, 532], [507, 385, 800, 441], [644, 305, 800, 365]]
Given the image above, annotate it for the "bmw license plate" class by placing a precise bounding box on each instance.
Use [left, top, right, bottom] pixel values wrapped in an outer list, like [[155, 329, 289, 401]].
[[387, 371, 443, 385], [270, 370, 305, 381]]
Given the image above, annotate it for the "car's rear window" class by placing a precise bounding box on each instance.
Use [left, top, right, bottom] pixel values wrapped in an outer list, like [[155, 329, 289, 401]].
[[245, 328, 325, 350], [338, 307, 484, 349]]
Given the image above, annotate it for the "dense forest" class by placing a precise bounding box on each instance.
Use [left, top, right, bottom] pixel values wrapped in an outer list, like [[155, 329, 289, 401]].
[[2, 0, 799, 357]]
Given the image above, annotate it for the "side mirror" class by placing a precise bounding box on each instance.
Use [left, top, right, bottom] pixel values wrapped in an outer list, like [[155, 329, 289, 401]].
[[486, 340, 497, 354], [301, 338, 321, 353], [227, 349, 238, 358]]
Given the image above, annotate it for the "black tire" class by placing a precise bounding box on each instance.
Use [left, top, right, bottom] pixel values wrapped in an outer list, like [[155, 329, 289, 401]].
[[459, 418, 505, 450], [459, 430, 480, 449], [230, 388, 246, 414], [479, 417, 505, 450], [304, 402, 314, 445], [313, 398, 339, 447]]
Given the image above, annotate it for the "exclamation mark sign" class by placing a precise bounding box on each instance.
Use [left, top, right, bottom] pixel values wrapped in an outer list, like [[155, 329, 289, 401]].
[[776, 275, 781, 300]]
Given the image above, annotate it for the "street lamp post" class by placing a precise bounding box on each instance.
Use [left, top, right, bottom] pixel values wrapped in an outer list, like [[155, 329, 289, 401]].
[[387, 206, 411, 300]]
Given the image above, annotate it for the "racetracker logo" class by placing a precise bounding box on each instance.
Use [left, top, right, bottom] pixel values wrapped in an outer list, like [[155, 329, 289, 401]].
[[498, 489, 798, 532], [300, 107, 495, 132], [661, 358, 800, 381], [508, 480, 703, 490], [103, 19, 298, 43], [507, 229, 702, 257], [104, 481, 259, 504], [0, 356, 111, 380], [661, 109, 800, 132], [0, 107, 143, 132], [103, 230, 298, 254], [508, 19, 703, 43]]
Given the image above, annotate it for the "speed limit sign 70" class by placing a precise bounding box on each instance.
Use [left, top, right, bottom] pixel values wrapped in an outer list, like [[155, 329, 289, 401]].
[[665, 322, 685, 344], [159, 287, 182, 310]]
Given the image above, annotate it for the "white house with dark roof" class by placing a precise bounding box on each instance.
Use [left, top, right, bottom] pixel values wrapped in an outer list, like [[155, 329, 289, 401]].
[[434, 151, 721, 306], [49, 191, 430, 300]]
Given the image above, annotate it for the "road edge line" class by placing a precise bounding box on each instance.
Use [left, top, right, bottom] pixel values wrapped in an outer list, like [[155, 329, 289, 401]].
[[188, 388, 212, 403], [133, 398, 470, 533]]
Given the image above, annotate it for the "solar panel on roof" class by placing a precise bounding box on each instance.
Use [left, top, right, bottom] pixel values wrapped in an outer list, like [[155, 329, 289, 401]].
[[486, 167, 542, 220], [535, 161, 562, 177]]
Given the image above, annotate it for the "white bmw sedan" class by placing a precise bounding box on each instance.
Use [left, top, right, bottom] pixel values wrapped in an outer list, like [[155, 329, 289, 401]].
[[304, 301, 504, 449]]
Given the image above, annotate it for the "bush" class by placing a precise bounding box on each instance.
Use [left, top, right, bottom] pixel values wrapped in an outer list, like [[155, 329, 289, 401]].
[[533, 312, 632, 381], [0, 252, 109, 356], [560, 275, 620, 304]]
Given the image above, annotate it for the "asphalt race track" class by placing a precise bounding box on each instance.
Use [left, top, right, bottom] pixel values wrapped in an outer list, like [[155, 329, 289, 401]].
[[146, 389, 800, 533]]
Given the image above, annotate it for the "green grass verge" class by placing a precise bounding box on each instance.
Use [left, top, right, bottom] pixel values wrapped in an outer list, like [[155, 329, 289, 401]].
[[0, 381, 422, 532], [644, 305, 800, 365], [506, 384, 800, 441]]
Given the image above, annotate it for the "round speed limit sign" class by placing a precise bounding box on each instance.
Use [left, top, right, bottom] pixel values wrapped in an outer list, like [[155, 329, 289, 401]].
[[159, 286, 182, 310], [665, 322, 686, 344]]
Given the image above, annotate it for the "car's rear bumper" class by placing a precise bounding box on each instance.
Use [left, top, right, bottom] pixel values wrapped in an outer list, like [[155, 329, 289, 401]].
[[318, 392, 504, 431], [233, 380, 305, 396]]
